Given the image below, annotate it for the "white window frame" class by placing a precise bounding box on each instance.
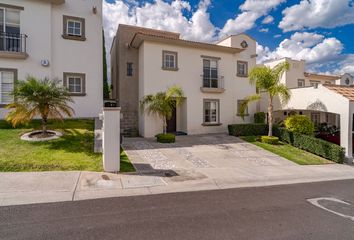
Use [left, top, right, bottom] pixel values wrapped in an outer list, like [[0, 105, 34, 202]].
[[162, 51, 178, 70], [237, 61, 248, 77], [204, 99, 219, 124], [0, 7, 21, 51], [67, 19, 82, 37], [0, 70, 15, 104], [67, 75, 83, 94]]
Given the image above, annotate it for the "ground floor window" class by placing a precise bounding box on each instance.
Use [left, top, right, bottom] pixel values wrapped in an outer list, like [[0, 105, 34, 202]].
[[237, 100, 248, 116], [203, 99, 219, 124], [0, 69, 16, 105], [63, 72, 86, 96]]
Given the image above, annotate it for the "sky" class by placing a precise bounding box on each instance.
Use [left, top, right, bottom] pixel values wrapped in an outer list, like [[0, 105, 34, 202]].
[[103, 0, 354, 75]]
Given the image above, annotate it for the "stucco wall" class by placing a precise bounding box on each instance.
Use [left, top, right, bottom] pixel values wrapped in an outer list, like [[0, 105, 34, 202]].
[[139, 40, 257, 137], [0, 0, 103, 119]]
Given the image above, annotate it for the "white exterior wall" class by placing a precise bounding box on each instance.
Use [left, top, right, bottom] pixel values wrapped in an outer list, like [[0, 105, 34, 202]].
[[0, 0, 103, 118], [139, 40, 257, 137]]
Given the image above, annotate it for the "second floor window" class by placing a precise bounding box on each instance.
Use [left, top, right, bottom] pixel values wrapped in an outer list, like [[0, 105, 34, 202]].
[[237, 61, 248, 77], [203, 59, 218, 88], [162, 51, 178, 70], [127, 62, 133, 76], [0, 7, 21, 52], [63, 15, 86, 41], [67, 20, 82, 36]]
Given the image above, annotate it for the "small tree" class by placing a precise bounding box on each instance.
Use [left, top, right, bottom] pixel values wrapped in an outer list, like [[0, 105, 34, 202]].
[[102, 29, 110, 99], [140, 86, 184, 134], [240, 62, 291, 137], [285, 115, 315, 135], [6, 77, 74, 136]]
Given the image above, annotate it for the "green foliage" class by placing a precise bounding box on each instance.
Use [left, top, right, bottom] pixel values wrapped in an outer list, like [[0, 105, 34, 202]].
[[5, 77, 74, 134], [254, 112, 266, 123], [102, 29, 110, 99], [228, 124, 269, 136], [261, 136, 279, 144], [240, 61, 291, 136], [275, 128, 345, 163], [284, 115, 315, 135], [140, 86, 184, 134], [156, 133, 175, 143]]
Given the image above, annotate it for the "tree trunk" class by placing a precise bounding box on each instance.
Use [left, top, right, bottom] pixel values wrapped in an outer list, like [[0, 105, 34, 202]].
[[268, 95, 273, 137], [163, 117, 167, 134], [42, 116, 48, 136]]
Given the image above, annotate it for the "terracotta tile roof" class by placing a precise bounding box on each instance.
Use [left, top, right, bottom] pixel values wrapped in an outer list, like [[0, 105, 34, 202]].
[[304, 72, 340, 80], [130, 32, 244, 54], [324, 84, 354, 101], [118, 24, 180, 39]]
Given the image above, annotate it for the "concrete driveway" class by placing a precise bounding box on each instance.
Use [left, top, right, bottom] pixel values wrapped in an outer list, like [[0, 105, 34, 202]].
[[123, 133, 354, 191]]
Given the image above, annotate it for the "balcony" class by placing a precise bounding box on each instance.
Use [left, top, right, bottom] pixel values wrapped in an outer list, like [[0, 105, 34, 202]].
[[200, 75, 225, 93], [0, 32, 28, 59]]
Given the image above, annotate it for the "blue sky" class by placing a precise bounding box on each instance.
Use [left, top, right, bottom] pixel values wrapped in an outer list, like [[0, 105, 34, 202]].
[[103, 0, 354, 74]]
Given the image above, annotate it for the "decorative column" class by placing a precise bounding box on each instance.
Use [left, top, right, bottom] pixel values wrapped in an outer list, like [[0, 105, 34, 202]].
[[102, 107, 121, 172]]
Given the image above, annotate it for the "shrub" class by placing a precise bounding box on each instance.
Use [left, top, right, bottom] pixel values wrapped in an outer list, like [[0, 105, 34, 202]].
[[284, 115, 315, 135], [156, 133, 175, 143], [274, 128, 345, 163], [228, 124, 268, 136], [261, 136, 279, 144], [254, 112, 266, 124]]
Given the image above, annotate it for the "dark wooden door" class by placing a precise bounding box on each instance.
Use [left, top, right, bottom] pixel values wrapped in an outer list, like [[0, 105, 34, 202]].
[[167, 105, 177, 133]]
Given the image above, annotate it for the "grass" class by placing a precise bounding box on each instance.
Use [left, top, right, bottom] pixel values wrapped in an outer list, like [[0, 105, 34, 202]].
[[0, 119, 135, 172], [241, 136, 333, 165]]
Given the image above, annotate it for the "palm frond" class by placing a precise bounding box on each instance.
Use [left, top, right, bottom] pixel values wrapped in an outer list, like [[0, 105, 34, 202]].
[[239, 94, 261, 120]]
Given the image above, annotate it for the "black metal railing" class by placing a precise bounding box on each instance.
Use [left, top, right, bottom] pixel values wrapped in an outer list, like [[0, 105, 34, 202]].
[[0, 32, 27, 53], [201, 75, 224, 89]]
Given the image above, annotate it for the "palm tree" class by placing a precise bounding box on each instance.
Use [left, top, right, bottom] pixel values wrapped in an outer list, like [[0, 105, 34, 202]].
[[240, 62, 291, 136], [6, 77, 74, 136], [140, 86, 184, 134]]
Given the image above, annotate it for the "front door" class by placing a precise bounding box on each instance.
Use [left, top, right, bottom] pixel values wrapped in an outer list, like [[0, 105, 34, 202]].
[[167, 104, 177, 133]]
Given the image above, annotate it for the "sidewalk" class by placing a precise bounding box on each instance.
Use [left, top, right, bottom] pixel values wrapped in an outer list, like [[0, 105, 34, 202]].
[[2, 164, 354, 206]]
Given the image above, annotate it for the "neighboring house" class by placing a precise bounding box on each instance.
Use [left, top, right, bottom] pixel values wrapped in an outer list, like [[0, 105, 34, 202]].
[[111, 24, 257, 137], [0, 0, 103, 119], [261, 57, 354, 159]]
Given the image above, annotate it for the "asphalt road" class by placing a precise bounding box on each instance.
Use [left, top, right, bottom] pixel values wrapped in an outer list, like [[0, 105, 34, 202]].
[[2, 179, 354, 240]]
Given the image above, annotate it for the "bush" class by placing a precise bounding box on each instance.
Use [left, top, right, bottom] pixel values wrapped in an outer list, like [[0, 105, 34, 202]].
[[228, 124, 268, 136], [261, 136, 279, 144], [274, 128, 345, 163], [254, 112, 266, 124], [284, 115, 315, 135], [156, 133, 175, 143]]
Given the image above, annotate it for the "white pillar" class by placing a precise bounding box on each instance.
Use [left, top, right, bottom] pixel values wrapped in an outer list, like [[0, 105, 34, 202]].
[[340, 109, 352, 160], [102, 107, 121, 172]]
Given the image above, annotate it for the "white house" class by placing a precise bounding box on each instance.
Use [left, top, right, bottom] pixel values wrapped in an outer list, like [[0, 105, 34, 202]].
[[0, 0, 103, 119], [260, 57, 354, 159], [111, 25, 258, 137]]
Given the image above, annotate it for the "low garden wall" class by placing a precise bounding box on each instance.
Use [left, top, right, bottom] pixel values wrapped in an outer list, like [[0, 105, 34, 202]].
[[228, 124, 345, 163]]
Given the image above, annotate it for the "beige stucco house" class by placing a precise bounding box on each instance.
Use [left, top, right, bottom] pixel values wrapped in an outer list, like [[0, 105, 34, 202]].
[[111, 24, 258, 137], [260, 57, 354, 159], [0, 0, 103, 119]]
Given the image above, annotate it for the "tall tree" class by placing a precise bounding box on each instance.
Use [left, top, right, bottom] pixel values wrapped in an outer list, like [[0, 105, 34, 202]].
[[140, 86, 184, 134], [6, 77, 74, 136], [240, 62, 291, 136], [102, 29, 110, 100]]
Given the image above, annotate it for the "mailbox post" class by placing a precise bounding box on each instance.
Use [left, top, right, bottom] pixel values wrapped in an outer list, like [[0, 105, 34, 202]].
[[102, 107, 121, 172]]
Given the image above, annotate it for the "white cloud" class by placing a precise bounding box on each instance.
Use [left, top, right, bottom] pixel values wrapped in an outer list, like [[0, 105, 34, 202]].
[[274, 34, 282, 38], [279, 0, 354, 32], [220, 0, 285, 36], [256, 32, 343, 65], [259, 28, 269, 33], [262, 15, 274, 24]]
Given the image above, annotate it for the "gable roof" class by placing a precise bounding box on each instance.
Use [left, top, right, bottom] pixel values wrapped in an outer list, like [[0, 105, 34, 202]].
[[324, 84, 354, 101], [130, 32, 244, 54]]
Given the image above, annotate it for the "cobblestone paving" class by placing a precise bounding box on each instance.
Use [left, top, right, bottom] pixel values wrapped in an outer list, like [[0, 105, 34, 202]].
[[174, 147, 212, 168], [132, 141, 176, 169]]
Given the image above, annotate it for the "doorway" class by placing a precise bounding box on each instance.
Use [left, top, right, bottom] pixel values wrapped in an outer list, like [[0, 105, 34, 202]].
[[167, 104, 177, 133]]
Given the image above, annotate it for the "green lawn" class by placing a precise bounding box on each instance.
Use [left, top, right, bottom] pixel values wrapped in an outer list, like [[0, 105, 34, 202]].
[[0, 119, 135, 172], [241, 136, 333, 165]]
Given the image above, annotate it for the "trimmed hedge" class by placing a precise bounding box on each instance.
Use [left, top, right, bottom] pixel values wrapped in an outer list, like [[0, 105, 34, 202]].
[[228, 124, 268, 136], [156, 133, 175, 143], [274, 128, 345, 163], [261, 136, 279, 145], [254, 112, 266, 124]]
